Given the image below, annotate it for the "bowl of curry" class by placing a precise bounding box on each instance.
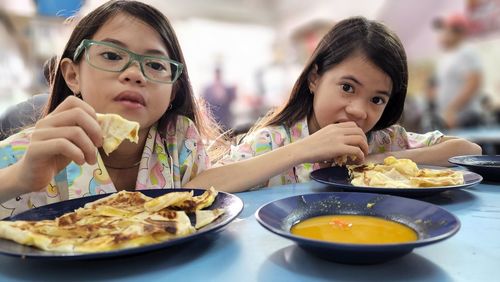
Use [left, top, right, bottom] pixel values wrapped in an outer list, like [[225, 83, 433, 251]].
[[255, 192, 460, 264]]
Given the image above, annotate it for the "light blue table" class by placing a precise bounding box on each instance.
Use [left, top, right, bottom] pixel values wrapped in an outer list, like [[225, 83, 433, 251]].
[[0, 181, 499, 282]]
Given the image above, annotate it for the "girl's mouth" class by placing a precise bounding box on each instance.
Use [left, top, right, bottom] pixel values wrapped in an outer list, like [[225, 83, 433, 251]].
[[114, 91, 146, 108]]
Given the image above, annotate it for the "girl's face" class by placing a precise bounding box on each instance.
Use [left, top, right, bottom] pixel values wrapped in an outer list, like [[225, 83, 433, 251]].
[[64, 13, 173, 130], [308, 52, 392, 133]]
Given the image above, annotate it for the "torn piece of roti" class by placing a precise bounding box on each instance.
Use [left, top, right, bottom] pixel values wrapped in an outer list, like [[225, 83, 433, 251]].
[[96, 113, 140, 155]]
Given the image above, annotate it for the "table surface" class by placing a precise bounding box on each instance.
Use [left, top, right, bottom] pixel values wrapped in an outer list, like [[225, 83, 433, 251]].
[[0, 180, 499, 282]]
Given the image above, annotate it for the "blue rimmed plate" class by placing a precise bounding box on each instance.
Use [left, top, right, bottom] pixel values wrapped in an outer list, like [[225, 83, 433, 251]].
[[310, 166, 482, 197], [0, 189, 243, 260], [255, 192, 460, 264], [449, 155, 500, 182]]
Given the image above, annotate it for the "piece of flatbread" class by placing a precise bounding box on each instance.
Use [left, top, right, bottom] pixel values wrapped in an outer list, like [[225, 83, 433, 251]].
[[0, 189, 222, 253], [96, 113, 140, 155], [144, 191, 193, 212], [194, 209, 225, 229], [348, 156, 464, 188], [333, 155, 357, 166], [171, 187, 218, 212]]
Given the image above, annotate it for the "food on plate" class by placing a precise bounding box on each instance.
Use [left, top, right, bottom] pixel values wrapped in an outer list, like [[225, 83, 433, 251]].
[[291, 215, 418, 244], [348, 156, 464, 188], [0, 187, 224, 253], [96, 113, 140, 155], [333, 155, 357, 166], [195, 209, 225, 229]]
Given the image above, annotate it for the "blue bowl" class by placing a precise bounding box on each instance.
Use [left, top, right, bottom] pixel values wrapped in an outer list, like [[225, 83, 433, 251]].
[[255, 192, 460, 264], [449, 155, 500, 182]]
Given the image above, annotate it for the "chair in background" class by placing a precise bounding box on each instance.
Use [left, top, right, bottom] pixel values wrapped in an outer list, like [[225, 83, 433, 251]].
[[0, 93, 49, 140]]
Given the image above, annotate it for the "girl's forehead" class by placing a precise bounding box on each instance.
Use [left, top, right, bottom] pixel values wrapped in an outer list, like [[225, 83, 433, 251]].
[[91, 13, 167, 53]]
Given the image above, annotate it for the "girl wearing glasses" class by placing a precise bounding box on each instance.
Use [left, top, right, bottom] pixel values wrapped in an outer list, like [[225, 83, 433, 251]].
[[187, 17, 482, 192], [0, 1, 218, 217]]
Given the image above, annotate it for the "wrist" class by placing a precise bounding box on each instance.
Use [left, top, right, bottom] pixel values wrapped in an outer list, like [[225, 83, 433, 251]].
[[286, 141, 307, 165], [10, 162, 28, 195], [0, 162, 26, 203]]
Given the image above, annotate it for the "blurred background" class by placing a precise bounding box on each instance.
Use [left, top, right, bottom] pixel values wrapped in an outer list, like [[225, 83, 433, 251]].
[[0, 0, 499, 152]]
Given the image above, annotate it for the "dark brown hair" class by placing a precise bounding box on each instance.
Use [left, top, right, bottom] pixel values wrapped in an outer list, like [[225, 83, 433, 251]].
[[45, 0, 219, 140], [259, 16, 408, 132]]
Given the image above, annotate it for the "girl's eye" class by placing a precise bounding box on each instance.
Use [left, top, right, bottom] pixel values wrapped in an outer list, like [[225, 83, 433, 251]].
[[341, 83, 354, 93], [146, 61, 167, 72], [372, 96, 386, 105], [101, 51, 122, 61]]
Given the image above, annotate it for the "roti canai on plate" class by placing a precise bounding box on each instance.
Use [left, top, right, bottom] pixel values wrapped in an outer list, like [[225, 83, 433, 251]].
[[347, 156, 464, 188], [96, 113, 140, 155], [0, 188, 224, 253]]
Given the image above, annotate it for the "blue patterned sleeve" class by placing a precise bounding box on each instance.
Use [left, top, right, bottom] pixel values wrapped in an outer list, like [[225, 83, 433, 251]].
[[0, 129, 32, 168]]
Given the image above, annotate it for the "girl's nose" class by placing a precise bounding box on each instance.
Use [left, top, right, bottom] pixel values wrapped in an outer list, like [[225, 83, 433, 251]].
[[119, 62, 146, 85], [345, 100, 368, 121]]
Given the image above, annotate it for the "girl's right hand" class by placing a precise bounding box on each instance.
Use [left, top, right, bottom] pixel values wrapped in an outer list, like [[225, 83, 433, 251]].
[[14, 96, 103, 194], [293, 121, 369, 165]]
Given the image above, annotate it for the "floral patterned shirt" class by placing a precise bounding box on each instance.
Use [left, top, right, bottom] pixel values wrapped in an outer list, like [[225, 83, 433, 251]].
[[0, 115, 209, 218], [217, 117, 443, 188]]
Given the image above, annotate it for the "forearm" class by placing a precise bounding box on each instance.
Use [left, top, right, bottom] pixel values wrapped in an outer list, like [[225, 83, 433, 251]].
[[0, 163, 25, 203], [367, 138, 482, 167], [185, 144, 303, 193]]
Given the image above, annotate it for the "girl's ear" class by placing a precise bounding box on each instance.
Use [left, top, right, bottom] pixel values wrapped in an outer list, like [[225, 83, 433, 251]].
[[308, 64, 319, 94], [60, 58, 81, 94]]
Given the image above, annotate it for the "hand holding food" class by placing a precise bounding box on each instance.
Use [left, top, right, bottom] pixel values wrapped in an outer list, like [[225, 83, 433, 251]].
[[296, 122, 368, 165], [15, 96, 103, 193]]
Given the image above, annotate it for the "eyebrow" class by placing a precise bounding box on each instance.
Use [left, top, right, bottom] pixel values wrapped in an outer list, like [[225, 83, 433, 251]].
[[100, 38, 168, 56], [341, 75, 391, 97]]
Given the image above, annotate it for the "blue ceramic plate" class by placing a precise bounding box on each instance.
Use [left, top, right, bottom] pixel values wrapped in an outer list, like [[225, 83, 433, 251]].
[[255, 192, 460, 264], [449, 155, 500, 182], [0, 189, 243, 260], [310, 166, 482, 197]]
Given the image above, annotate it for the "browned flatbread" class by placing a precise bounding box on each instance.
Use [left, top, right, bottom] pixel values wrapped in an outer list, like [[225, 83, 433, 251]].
[[0, 188, 223, 253], [333, 155, 357, 166], [348, 156, 464, 188]]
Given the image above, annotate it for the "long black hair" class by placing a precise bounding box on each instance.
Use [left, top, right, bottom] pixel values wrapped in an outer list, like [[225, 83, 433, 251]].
[[260, 16, 408, 132], [45, 0, 219, 140]]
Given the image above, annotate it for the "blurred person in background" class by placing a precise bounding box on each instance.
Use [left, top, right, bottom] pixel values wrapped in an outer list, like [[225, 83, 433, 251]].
[[428, 12, 484, 129], [0, 10, 32, 111], [422, 75, 446, 131], [202, 66, 236, 131]]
